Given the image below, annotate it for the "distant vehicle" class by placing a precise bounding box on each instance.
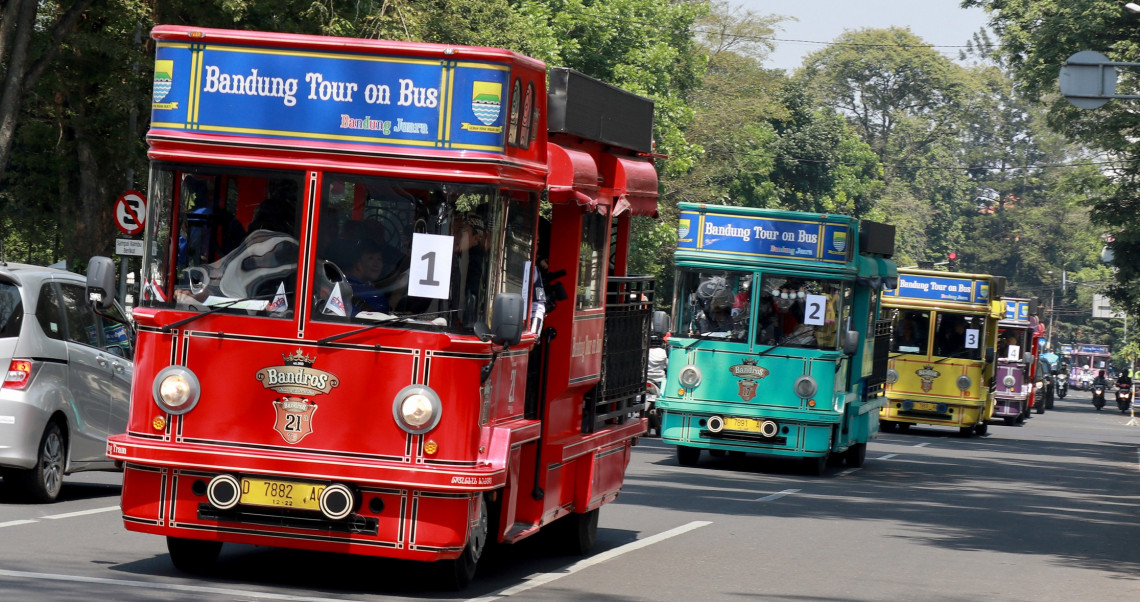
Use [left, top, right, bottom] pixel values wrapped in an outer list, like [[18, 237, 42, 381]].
[[0, 263, 134, 502]]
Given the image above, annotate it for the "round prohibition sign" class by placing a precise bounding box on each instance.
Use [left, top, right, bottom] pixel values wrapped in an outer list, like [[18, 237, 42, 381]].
[[115, 190, 147, 235]]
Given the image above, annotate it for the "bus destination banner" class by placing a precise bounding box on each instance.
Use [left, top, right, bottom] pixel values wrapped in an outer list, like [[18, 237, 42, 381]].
[[675, 210, 851, 264], [1003, 300, 1030, 322], [151, 42, 509, 152], [882, 273, 990, 303]]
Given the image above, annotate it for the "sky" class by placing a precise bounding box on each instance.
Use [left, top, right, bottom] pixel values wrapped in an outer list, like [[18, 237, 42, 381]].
[[733, 1, 991, 72]]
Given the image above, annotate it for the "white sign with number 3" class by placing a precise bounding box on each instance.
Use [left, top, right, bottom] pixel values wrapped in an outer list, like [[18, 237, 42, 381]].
[[408, 233, 454, 299], [965, 328, 980, 349], [803, 294, 827, 326]]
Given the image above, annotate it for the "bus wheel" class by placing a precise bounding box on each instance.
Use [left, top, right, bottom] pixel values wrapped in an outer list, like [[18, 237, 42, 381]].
[[562, 508, 599, 556], [974, 423, 988, 436], [958, 426, 975, 438], [844, 443, 867, 468], [1002, 417, 1015, 426], [708, 449, 727, 458], [804, 452, 828, 476], [441, 495, 488, 590], [878, 419, 895, 432], [166, 536, 222, 573], [676, 446, 701, 467]]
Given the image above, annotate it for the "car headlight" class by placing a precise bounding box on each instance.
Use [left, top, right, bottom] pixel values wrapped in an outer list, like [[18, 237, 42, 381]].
[[886, 369, 899, 384], [794, 375, 818, 399], [152, 365, 201, 415], [1003, 375, 1016, 388], [957, 375, 972, 391], [678, 365, 702, 389], [392, 385, 442, 434]]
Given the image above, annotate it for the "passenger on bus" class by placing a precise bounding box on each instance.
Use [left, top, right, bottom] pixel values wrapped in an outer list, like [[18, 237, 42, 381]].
[[936, 316, 967, 356], [894, 319, 922, 350]]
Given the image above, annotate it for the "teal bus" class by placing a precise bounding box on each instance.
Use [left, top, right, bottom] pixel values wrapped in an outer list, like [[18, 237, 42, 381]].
[[656, 204, 897, 474]]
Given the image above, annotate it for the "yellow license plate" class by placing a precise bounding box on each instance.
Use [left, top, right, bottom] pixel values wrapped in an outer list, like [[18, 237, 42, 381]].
[[240, 478, 325, 510], [912, 402, 939, 412], [722, 417, 765, 432]]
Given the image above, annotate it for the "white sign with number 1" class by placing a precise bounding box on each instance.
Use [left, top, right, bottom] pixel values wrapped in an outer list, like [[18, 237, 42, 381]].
[[408, 233, 454, 299]]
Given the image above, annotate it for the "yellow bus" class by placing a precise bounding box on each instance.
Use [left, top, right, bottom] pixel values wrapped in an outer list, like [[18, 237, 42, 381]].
[[880, 268, 1005, 436]]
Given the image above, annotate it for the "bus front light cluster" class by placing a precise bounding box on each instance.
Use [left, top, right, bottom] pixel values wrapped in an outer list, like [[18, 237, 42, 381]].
[[957, 375, 972, 391], [794, 375, 818, 400], [886, 369, 899, 384], [1003, 375, 1016, 388], [392, 385, 442, 434], [678, 365, 702, 389], [152, 366, 201, 415]]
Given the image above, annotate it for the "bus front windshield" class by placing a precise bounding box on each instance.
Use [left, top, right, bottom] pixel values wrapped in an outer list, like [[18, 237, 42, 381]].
[[141, 165, 535, 334], [932, 311, 985, 360], [675, 269, 851, 350]]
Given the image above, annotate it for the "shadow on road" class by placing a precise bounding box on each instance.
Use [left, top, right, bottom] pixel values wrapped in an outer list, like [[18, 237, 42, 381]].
[[620, 403, 1140, 581]]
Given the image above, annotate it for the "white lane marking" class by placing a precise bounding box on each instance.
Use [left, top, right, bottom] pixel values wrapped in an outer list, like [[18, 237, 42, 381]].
[[0, 569, 345, 601], [0, 520, 39, 529], [837, 468, 861, 477], [467, 520, 713, 602], [878, 454, 898, 460], [754, 488, 801, 502], [913, 442, 930, 448], [43, 506, 119, 520]]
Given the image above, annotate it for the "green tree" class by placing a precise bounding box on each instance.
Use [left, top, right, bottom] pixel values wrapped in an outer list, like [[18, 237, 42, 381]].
[[965, 0, 1140, 314]]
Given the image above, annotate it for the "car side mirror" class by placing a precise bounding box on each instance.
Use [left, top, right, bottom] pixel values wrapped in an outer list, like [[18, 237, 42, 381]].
[[985, 347, 995, 363], [86, 256, 116, 309], [842, 330, 859, 355], [651, 310, 670, 338], [490, 292, 523, 347]]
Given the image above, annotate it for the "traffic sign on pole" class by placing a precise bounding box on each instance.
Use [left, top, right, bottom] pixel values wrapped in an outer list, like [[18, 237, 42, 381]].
[[114, 190, 147, 236]]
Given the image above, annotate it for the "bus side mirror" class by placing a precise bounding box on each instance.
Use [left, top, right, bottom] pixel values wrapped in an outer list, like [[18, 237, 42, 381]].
[[490, 293, 524, 347], [842, 330, 859, 355], [985, 347, 995, 363], [86, 256, 116, 310], [1022, 352, 1033, 365], [651, 310, 670, 338]]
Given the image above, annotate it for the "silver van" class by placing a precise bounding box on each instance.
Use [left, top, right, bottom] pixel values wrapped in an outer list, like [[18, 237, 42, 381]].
[[0, 262, 133, 502]]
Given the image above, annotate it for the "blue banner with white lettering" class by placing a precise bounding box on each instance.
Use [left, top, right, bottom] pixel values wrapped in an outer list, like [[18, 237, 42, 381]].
[[1076, 344, 1109, 355], [882, 273, 989, 303], [1003, 300, 1029, 322], [151, 41, 509, 152], [675, 210, 851, 264]]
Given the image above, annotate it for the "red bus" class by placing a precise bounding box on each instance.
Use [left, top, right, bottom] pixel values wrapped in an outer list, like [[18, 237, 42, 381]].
[[89, 25, 659, 589]]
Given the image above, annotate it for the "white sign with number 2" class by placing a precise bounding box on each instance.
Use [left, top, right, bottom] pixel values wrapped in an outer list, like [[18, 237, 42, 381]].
[[803, 294, 827, 326], [408, 233, 454, 299]]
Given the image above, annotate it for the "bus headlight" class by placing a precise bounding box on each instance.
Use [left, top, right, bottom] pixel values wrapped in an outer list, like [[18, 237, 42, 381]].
[[392, 385, 442, 434], [886, 369, 899, 384], [957, 375, 972, 391], [152, 366, 201, 415], [1003, 375, 1016, 388], [794, 375, 818, 399], [678, 365, 702, 389]]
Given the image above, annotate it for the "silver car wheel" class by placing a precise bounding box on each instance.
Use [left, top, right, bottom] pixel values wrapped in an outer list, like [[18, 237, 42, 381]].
[[39, 426, 65, 499]]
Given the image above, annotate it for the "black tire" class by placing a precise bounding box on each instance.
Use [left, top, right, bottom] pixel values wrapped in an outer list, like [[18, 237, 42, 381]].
[[1035, 400, 1045, 414], [166, 536, 222, 573], [676, 445, 700, 467], [897, 423, 911, 433], [879, 419, 896, 432], [562, 508, 599, 556], [804, 453, 829, 476], [11, 422, 66, 503], [708, 449, 727, 458], [1003, 416, 1015, 426], [1046, 392, 1055, 409], [974, 423, 988, 436], [438, 494, 489, 590], [959, 426, 975, 437], [844, 442, 867, 467]]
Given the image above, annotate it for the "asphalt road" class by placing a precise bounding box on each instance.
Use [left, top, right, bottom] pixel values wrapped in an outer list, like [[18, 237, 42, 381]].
[[3, 388, 1139, 601]]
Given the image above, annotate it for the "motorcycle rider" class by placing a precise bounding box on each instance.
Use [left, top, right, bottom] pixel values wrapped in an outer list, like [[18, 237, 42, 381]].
[[1092, 369, 1108, 409], [1116, 371, 1134, 412]]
